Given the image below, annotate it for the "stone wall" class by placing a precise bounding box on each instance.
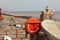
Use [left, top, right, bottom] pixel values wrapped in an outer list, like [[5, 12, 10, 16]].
[[0, 25, 30, 40]]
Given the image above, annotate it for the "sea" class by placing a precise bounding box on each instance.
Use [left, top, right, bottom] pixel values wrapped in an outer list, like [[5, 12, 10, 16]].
[[3, 12, 60, 20]]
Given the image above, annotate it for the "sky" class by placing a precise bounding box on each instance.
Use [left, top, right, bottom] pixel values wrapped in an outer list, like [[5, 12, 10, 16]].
[[0, 0, 60, 12]]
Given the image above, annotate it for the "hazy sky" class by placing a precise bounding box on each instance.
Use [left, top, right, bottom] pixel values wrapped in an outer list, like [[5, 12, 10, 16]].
[[0, 0, 60, 11]]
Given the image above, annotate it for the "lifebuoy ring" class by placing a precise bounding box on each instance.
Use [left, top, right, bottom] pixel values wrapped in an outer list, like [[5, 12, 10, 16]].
[[26, 24, 39, 34]]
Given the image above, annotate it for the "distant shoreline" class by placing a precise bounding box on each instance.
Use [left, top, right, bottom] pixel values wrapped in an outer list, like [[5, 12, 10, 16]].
[[2, 13, 32, 19], [2, 12, 60, 20]]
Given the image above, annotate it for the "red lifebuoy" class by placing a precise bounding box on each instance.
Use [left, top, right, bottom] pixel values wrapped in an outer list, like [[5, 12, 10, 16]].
[[25, 18, 41, 34]]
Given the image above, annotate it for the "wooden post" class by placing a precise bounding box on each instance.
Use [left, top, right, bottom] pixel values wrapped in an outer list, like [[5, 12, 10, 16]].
[[30, 33, 39, 40], [5, 30, 8, 35], [0, 8, 1, 16], [16, 30, 18, 38], [0, 8, 3, 21], [0, 25, 1, 29]]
